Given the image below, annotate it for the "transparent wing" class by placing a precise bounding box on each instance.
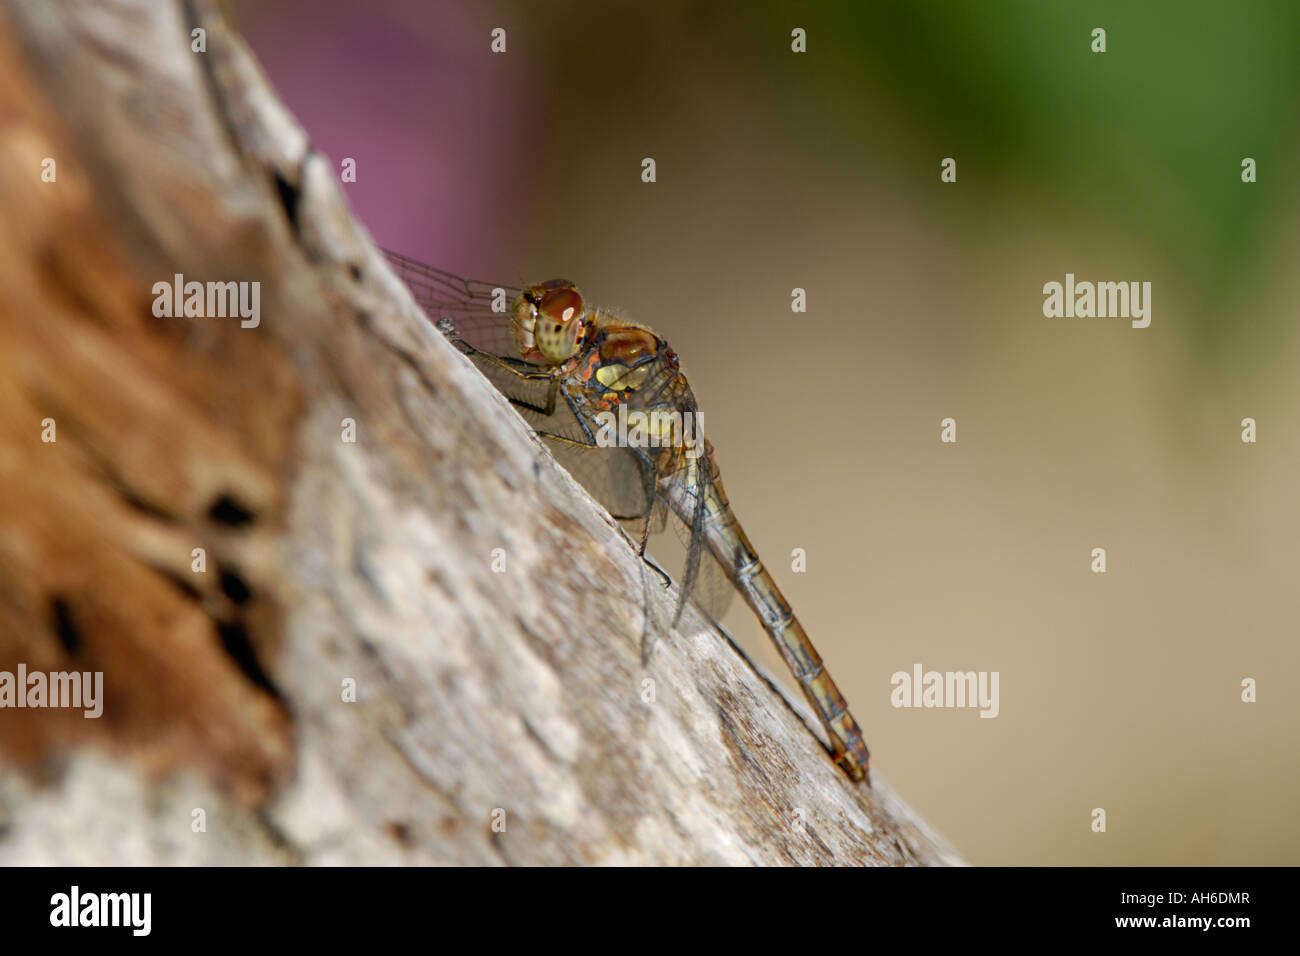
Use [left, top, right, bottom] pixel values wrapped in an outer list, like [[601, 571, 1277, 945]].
[[666, 506, 735, 621], [382, 247, 525, 360], [611, 480, 732, 627], [544, 437, 657, 522], [383, 247, 564, 416], [648, 452, 735, 623]]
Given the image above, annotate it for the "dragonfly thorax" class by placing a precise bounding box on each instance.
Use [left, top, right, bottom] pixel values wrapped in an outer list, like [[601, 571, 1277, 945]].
[[512, 280, 591, 365]]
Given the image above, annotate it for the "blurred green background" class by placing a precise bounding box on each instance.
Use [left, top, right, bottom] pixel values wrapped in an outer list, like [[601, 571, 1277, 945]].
[[238, 0, 1300, 865]]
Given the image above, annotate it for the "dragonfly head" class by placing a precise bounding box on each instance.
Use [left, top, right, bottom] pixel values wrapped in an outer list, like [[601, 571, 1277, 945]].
[[513, 280, 588, 365]]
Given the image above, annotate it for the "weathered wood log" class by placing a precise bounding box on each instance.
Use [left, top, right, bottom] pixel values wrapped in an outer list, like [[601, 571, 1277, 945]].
[[0, 0, 963, 865]]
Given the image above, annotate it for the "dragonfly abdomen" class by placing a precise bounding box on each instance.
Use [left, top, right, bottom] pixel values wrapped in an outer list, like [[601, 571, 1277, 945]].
[[695, 469, 872, 783]]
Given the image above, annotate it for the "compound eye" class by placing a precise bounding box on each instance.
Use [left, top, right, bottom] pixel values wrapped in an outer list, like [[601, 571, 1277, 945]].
[[537, 286, 584, 327], [525, 283, 586, 363]]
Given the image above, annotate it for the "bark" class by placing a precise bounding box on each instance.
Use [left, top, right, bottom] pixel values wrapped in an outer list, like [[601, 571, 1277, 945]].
[[0, 0, 964, 866]]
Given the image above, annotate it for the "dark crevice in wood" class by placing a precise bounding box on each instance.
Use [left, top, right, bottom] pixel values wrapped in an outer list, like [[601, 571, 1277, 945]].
[[207, 493, 257, 527], [215, 619, 282, 701], [272, 172, 300, 235], [218, 568, 252, 605], [49, 596, 82, 655]]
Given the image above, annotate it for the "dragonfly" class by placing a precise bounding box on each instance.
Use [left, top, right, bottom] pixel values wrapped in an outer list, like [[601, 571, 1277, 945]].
[[383, 248, 872, 783]]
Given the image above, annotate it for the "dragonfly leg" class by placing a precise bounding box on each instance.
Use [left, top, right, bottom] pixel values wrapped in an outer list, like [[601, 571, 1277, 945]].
[[522, 394, 599, 444], [531, 432, 670, 591], [440, 329, 562, 415], [671, 473, 708, 629], [625, 452, 674, 591], [442, 331, 551, 379], [641, 552, 673, 589], [532, 427, 596, 451], [633, 499, 672, 590], [561, 388, 598, 445], [508, 378, 560, 417]]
